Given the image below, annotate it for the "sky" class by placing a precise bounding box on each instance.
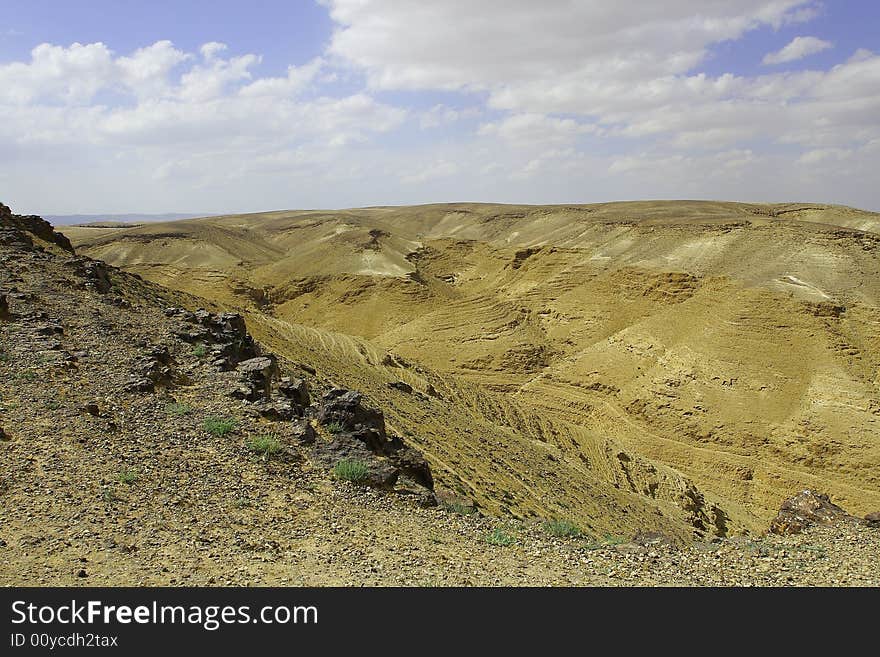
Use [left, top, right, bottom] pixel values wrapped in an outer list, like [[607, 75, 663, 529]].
[[1, 0, 879, 214]]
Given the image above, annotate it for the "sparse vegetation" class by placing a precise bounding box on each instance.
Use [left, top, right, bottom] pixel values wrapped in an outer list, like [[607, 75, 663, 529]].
[[204, 416, 237, 436], [544, 519, 583, 538], [117, 469, 139, 484], [247, 434, 283, 458], [443, 501, 476, 516], [165, 402, 192, 416], [193, 343, 207, 358], [484, 527, 517, 547], [333, 458, 370, 482], [602, 533, 627, 546], [323, 420, 345, 434], [0, 348, 10, 362], [14, 370, 37, 382]]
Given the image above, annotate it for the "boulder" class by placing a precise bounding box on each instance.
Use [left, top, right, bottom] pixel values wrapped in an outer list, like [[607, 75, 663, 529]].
[[313, 388, 434, 494], [0, 427, 7, 441], [317, 389, 385, 435], [387, 380, 413, 394], [864, 512, 880, 528], [233, 356, 279, 401], [768, 490, 856, 535], [279, 377, 310, 406], [0, 293, 8, 319]]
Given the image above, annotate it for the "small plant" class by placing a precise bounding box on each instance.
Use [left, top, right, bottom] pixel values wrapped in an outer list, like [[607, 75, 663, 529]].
[[233, 496, 252, 509], [323, 420, 345, 434], [204, 416, 236, 436], [0, 349, 10, 362], [484, 527, 517, 547], [247, 434, 283, 458], [14, 370, 37, 382], [45, 399, 62, 410], [544, 519, 583, 538], [165, 402, 192, 416], [602, 533, 627, 546], [101, 489, 119, 503], [193, 343, 207, 358], [443, 501, 476, 516], [333, 459, 370, 482], [117, 468, 139, 484]]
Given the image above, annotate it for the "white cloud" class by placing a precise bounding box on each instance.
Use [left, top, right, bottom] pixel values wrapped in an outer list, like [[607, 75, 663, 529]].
[[763, 36, 833, 65], [2, 2, 880, 213]]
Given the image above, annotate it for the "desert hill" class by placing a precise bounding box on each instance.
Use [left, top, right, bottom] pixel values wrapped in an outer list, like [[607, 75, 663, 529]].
[[64, 201, 880, 536], [3, 200, 880, 586]]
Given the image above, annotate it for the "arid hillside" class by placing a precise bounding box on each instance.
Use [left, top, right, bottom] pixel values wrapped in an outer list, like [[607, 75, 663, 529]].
[[65, 201, 880, 536]]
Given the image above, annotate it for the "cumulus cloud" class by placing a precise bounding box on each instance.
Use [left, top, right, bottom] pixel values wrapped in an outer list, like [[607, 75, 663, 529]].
[[2, 2, 880, 213], [763, 36, 833, 65]]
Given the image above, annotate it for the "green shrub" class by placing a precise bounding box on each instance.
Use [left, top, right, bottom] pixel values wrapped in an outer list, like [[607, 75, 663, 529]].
[[204, 416, 236, 436], [484, 528, 517, 547], [165, 402, 192, 416], [117, 468, 139, 484], [544, 519, 583, 538], [323, 420, 345, 434], [193, 344, 207, 358], [247, 434, 283, 458], [333, 459, 370, 482], [443, 501, 476, 516]]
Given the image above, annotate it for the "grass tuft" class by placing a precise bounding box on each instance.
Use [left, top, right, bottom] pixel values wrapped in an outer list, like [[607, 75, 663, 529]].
[[117, 468, 139, 484], [204, 416, 236, 436], [333, 459, 370, 482], [165, 402, 192, 416], [543, 519, 583, 538], [247, 434, 283, 458], [484, 528, 517, 546], [323, 420, 346, 434]]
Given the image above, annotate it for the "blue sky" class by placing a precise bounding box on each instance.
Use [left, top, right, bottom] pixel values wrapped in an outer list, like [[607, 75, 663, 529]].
[[2, 1, 879, 213]]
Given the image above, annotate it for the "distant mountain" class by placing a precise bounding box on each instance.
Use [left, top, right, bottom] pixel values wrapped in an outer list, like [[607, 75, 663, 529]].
[[45, 213, 207, 226]]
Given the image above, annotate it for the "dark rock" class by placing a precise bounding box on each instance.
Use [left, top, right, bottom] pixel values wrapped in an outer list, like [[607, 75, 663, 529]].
[[279, 377, 310, 406], [387, 380, 413, 394], [291, 420, 316, 445], [864, 511, 880, 528], [317, 389, 385, 435], [124, 377, 154, 393], [299, 363, 317, 375], [36, 323, 64, 336], [0, 427, 8, 441], [68, 257, 112, 293], [313, 389, 434, 492], [234, 356, 279, 402], [83, 403, 100, 417], [0, 293, 8, 319], [769, 490, 856, 535], [76, 569, 88, 578], [171, 308, 258, 369], [255, 399, 296, 421], [0, 204, 74, 253]]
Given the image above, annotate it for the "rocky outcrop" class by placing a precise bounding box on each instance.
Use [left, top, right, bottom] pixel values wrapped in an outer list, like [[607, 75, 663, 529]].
[[0, 202, 73, 253], [233, 356, 279, 402], [768, 490, 857, 535], [125, 344, 180, 393], [66, 257, 112, 293], [167, 307, 257, 370], [278, 377, 310, 406], [313, 389, 434, 502], [863, 511, 880, 528]]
